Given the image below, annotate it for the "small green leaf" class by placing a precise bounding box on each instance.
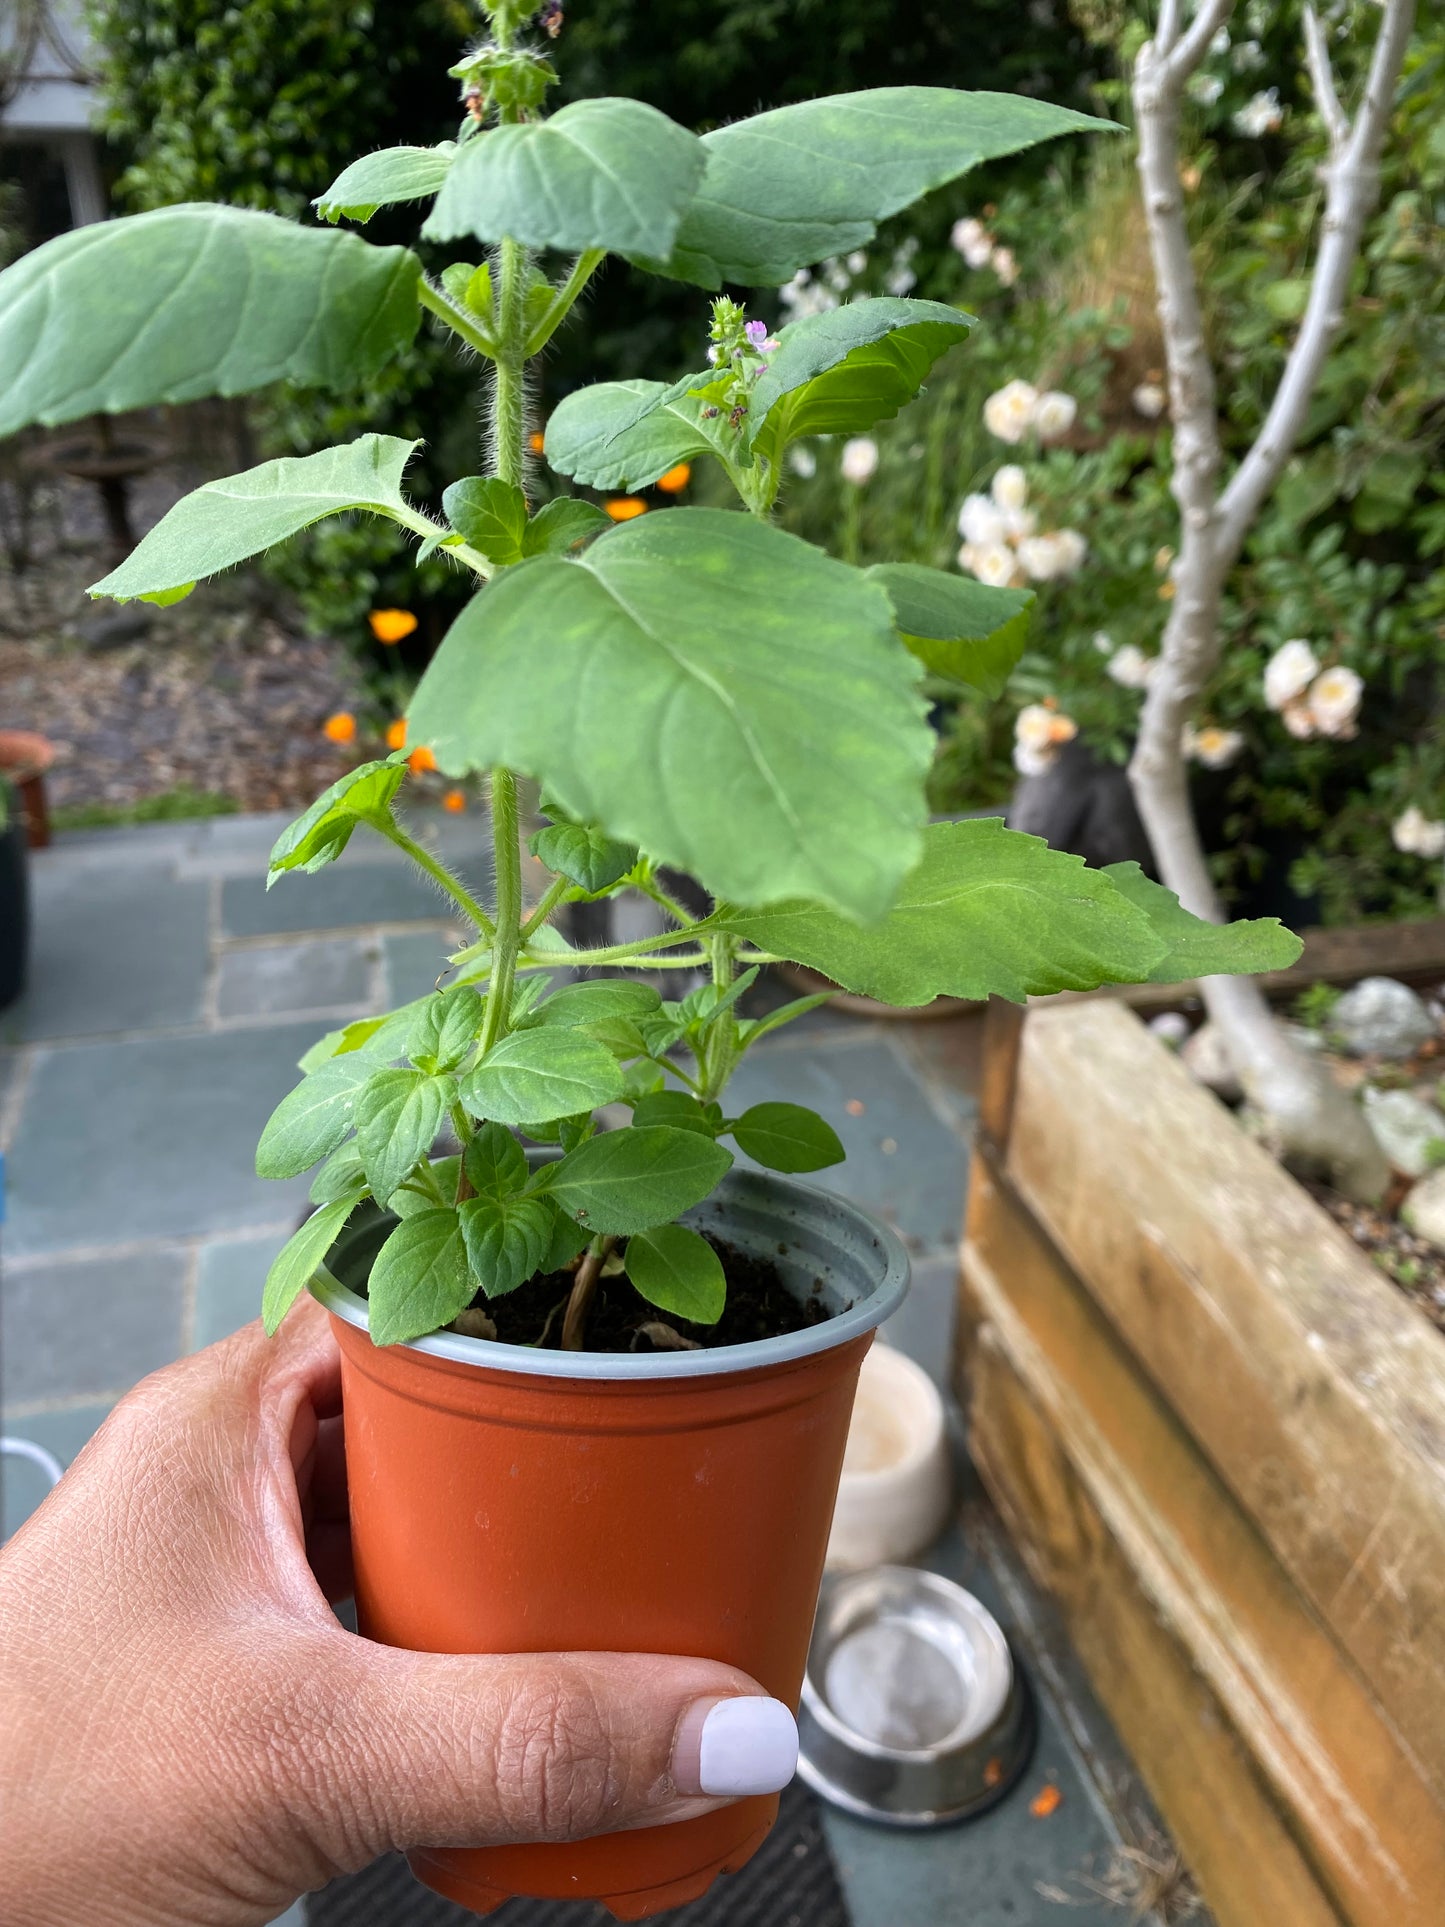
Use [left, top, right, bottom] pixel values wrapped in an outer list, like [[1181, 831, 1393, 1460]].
[[309, 1142, 368, 1205], [463, 1120, 529, 1200], [867, 564, 1032, 699], [529, 821, 639, 894], [459, 1193, 554, 1297], [461, 1028, 624, 1127], [530, 980, 662, 1028], [256, 1057, 372, 1179], [443, 476, 529, 564], [315, 143, 456, 223], [543, 379, 737, 492], [423, 97, 705, 257], [91, 436, 426, 606], [299, 1016, 387, 1075], [523, 498, 610, 556], [737, 992, 833, 1047], [410, 987, 485, 1073], [367, 1208, 474, 1346], [731, 1102, 845, 1173], [1100, 864, 1304, 981], [632, 1091, 717, 1136], [262, 1197, 358, 1335], [353, 1068, 450, 1205], [682, 966, 758, 1032], [625, 1224, 725, 1325], [539, 1199, 591, 1271], [542, 1125, 732, 1235], [267, 757, 407, 883]]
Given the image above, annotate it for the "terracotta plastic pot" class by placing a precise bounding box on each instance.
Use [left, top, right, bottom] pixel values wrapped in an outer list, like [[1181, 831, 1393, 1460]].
[[313, 1166, 909, 1919], [0, 730, 55, 850]]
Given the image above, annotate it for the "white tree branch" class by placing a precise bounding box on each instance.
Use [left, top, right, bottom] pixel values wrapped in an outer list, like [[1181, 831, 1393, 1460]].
[[1214, 0, 1416, 556], [1303, 5, 1350, 154], [1165, 0, 1237, 85]]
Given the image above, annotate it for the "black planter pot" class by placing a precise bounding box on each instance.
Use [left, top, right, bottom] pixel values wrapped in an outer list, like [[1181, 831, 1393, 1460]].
[[0, 780, 30, 1012]]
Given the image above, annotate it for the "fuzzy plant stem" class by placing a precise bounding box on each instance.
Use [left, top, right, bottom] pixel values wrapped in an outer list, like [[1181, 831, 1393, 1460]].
[[562, 1234, 616, 1351]]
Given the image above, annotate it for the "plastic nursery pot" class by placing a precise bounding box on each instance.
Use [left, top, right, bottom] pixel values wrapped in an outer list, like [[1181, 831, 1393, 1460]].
[[312, 1165, 909, 1920], [0, 730, 55, 851], [0, 778, 30, 1011]]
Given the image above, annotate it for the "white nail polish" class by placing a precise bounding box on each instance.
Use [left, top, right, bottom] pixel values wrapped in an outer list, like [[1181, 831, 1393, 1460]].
[[697, 1697, 799, 1797]]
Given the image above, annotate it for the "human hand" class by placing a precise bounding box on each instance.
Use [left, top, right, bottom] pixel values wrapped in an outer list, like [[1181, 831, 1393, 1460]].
[[0, 1297, 796, 1927]]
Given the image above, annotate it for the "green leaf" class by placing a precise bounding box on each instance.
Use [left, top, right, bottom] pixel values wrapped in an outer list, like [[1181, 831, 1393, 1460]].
[[460, 1029, 624, 1127], [267, 756, 407, 884], [539, 1199, 591, 1272], [443, 477, 529, 564], [353, 1068, 450, 1205], [368, 1208, 474, 1346], [543, 380, 738, 492], [530, 979, 662, 1028], [650, 89, 1113, 289], [523, 498, 610, 556], [262, 1198, 358, 1336], [0, 206, 421, 437], [867, 564, 1032, 698], [748, 299, 974, 453], [299, 1016, 387, 1074], [737, 992, 833, 1047], [632, 1091, 717, 1136], [459, 1193, 554, 1298], [410, 988, 485, 1072], [309, 1142, 368, 1205], [625, 1224, 725, 1325], [463, 1120, 529, 1200], [731, 1102, 845, 1173], [316, 143, 456, 223], [682, 967, 758, 1032], [256, 1057, 372, 1179], [423, 98, 706, 257], [1100, 864, 1304, 982], [529, 821, 639, 894], [542, 1125, 733, 1235], [713, 818, 1170, 1006], [409, 508, 931, 920], [90, 437, 425, 605]]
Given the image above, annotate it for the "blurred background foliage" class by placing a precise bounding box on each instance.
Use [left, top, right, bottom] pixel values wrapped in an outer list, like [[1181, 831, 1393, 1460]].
[[76, 0, 1445, 926]]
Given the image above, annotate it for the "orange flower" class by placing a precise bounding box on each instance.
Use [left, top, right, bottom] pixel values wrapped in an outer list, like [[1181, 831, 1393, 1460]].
[[442, 787, 467, 813], [604, 496, 648, 521], [368, 608, 418, 645], [408, 745, 438, 774], [655, 462, 692, 494], [322, 711, 356, 745], [529, 430, 546, 455], [1029, 1783, 1063, 1819], [385, 718, 407, 750]]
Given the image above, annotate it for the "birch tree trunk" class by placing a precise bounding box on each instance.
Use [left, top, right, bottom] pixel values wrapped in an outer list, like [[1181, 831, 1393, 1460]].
[[1127, 0, 1415, 1202]]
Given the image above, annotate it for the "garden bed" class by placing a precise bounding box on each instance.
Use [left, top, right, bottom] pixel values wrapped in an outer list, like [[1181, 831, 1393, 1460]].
[[957, 997, 1445, 1927]]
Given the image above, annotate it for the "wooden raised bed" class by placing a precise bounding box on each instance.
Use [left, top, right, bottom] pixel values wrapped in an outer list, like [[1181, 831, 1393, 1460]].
[[957, 998, 1445, 1927]]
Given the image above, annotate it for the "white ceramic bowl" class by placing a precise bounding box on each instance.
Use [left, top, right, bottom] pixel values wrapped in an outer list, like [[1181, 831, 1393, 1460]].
[[825, 1342, 951, 1570]]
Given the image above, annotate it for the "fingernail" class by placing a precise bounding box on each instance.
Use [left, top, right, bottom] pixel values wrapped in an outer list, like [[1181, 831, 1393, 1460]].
[[673, 1696, 798, 1798]]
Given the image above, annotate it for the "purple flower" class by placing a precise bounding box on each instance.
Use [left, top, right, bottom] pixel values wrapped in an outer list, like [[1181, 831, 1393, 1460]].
[[744, 319, 769, 348]]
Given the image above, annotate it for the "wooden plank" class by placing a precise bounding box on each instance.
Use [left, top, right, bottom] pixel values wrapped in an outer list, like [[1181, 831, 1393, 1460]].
[[977, 996, 1026, 1144], [962, 1152, 1445, 1926], [1005, 1000, 1445, 1798], [969, 1325, 1347, 1927]]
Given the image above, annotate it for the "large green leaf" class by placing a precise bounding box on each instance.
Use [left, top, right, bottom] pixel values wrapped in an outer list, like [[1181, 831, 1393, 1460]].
[[423, 98, 706, 257], [408, 508, 931, 920], [316, 144, 456, 223], [443, 477, 529, 565], [541, 1125, 733, 1235], [713, 818, 1172, 1006], [868, 564, 1032, 699], [368, 1208, 474, 1346], [750, 299, 973, 450], [255, 1057, 372, 1179], [730, 1102, 845, 1173], [459, 1194, 554, 1298], [353, 1068, 450, 1205], [262, 1197, 358, 1335], [267, 756, 407, 884], [1101, 863, 1303, 981], [647, 90, 1112, 288], [0, 206, 421, 437], [625, 1224, 726, 1325], [460, 1028, 624, 1127], [529, 821, 639, 894], [90, 437, 424, 606], [543, 380, 738, 492], [463, 1121, 529, 1201]]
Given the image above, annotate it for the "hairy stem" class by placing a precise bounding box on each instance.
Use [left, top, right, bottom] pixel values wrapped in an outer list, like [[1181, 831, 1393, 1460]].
[[526, 248, 606, 355], [519, 873, 572, 941], [480, 768, 523, 1053], [561, 1233, 616, 1350], [417, 277, 497, 361], [376, 820, 495, 936]]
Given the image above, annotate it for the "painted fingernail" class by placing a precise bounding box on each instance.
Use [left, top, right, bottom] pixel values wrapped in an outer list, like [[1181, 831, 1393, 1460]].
[[674, 1696, 799, 1798]]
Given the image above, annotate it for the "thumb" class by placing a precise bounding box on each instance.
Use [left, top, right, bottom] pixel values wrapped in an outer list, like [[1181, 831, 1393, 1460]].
[[316, 1644, 799, 1858]]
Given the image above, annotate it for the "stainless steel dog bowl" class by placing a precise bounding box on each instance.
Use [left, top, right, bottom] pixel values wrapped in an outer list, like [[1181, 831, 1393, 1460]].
[[797, 1565, 1034, 1827]]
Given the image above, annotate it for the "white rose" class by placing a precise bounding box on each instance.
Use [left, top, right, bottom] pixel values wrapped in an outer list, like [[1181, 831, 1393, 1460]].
[[1307, 665, 1363, 737], [1189, 72, 1225, 106], [787, 444, 817, 479], [968, 540, 1025, 588], [983, 379, 1038, 444], [1106, 644, 1156, 690], [1013, 741, 1056, 778], [1031, 390, 1077, 441], [1132, 382, 1167, 419], [991, 464, 1029, 511], [951, 217, 994, 269], [1052, 529, 1087, 573], [1187, 725, 1244, 769], [990, 246, 1019, 286], [1282, 702, 1315, 740], [958, 492, 1008, 545], [840, 436, 879, 486], [999, 504, 1037, 540], [1232, 38, 1265, 71], [846, 249, 868, 274], [1234, 88, 1282, 137], [1264, 638, 1318, 711], [1015, 704, 1060, 752], [1392, 807, 1445, 858]]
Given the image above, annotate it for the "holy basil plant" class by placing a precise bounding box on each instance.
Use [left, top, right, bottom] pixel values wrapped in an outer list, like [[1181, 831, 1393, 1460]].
[[0, 0, 1303, 1349]]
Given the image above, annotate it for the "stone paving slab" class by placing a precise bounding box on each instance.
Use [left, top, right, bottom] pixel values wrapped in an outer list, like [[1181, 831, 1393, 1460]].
[[2, 1247, 188, 1409], [193, 1230, 288, 1351], [381, 928, 466, 1007], [216, 936, 379, 1022], [222, 866, 459, 939]]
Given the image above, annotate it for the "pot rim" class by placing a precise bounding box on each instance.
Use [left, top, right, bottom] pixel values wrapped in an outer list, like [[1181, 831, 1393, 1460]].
[[310, 1166, 910, 1382]]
